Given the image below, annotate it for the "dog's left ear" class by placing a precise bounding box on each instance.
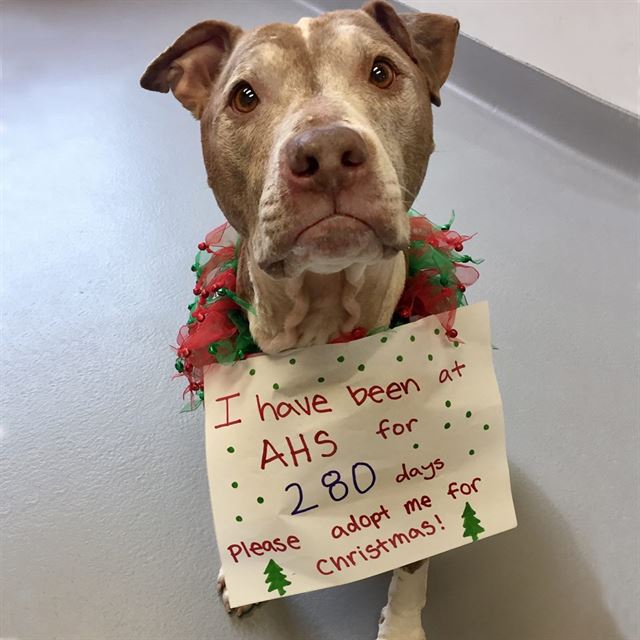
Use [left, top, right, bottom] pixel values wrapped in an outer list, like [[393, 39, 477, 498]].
[[362, 1, 460, 106]]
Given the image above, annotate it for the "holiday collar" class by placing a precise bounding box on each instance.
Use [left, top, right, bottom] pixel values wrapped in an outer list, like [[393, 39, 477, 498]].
[[174, 210, 481, 411]]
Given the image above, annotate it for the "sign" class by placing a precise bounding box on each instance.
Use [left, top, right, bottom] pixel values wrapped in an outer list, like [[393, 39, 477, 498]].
[[204, 302, 516, 608]]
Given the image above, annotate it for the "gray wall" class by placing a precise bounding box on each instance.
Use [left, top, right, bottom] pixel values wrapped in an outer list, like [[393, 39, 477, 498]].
[[2, 1, 638, 639]]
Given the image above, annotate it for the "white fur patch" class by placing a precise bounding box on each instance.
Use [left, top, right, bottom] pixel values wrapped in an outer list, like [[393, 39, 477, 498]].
[[296, 17, 313, 45]]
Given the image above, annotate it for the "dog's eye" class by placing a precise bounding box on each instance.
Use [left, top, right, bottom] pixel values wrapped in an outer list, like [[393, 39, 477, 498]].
[[370, 59, 395, 89], [231, 82, 259, 113]]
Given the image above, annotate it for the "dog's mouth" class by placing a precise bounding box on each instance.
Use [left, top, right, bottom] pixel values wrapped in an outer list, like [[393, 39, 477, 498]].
[[294, 212, 373, 244], [259, 212, 406, 278]]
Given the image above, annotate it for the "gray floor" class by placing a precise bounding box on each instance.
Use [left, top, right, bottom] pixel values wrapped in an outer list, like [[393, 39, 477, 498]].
[[2, 1, 638, 639]]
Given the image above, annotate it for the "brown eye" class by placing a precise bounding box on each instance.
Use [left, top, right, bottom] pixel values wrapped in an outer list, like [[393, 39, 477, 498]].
[[231, 82, 259, 113], [370, 59, 395, 89]]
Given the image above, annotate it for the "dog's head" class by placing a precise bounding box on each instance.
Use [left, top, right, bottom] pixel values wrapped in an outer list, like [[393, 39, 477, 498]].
[[141, 1, 458, 279]]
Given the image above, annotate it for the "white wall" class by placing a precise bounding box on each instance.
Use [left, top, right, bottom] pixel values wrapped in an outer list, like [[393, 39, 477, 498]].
[[405, 0, 640, 115]]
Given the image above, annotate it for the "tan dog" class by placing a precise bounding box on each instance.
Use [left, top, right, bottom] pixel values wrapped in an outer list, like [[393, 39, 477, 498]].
[[141, 2, 458, 638]]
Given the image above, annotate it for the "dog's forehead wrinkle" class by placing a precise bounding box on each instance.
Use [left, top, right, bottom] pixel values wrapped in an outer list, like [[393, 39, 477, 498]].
[[247, 22, 306, 47], [334, 22, 370, 40], [225, 23, 313, 83], [296, 12, 378, 61], [230, 42, 303, 76]]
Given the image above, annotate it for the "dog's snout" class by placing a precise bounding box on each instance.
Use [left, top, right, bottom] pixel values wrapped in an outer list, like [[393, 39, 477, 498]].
[[285, 125, 368, 191]]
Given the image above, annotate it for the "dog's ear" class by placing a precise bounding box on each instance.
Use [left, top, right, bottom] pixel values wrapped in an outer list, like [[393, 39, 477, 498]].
[[362, 1, 459, 107], [361, 1, 418, 63], [140, 20, 243, 119], [400, 11, 459, 106]]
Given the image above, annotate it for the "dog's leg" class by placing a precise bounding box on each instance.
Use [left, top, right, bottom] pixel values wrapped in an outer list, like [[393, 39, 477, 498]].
[[376, 560, 429, 640], [216, 568, 258, 616]]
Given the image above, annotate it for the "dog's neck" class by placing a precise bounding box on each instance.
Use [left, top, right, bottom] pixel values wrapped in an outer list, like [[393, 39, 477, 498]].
[[241, 251, 406, 354]]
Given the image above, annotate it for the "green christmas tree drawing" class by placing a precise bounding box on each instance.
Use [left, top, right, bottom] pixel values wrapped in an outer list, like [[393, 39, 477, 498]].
[[264, 559, 291, 596], [462, 501, 485, 542]]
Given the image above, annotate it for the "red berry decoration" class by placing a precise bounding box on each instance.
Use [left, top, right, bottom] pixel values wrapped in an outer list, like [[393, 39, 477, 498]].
[[184, 361, 193, 373], [454, 243, 464, 252], [193, 285, 201, 296], [197, 242, 207, 251], [446, 328, 458, 339], [398, 306, 411, 318], [458, 284, 466, 292], [177, 347, 191, 358]]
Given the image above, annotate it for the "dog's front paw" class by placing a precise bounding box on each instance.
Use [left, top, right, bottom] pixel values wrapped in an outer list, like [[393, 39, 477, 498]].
[[376, 606, 426, 640], [216, 568, 258, 616], [379, 632, 426, 640]]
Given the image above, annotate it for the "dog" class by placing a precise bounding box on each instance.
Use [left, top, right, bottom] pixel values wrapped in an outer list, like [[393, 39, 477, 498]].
[[141, 2, 458, 638]]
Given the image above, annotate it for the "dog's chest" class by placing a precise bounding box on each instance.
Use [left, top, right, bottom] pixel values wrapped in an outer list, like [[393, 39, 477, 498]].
[[248, 255, 405, 354], [287, 271, 353, 347]]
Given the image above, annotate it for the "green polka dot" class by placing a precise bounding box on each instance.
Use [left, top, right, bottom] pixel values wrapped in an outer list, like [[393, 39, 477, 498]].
[[444, 422, 451, 429], [396, 355, 403, 362], [227, 446, 235, 454], [466, 411, 472, 418], [483, 424, 490, 431], [380, 336, 388, 343], [249, 368, 256, 376], [413, 443, 419, 449], [453, 341, 460, 347], [257, 497, 264, 504], [235, 515, 243, 522], [273, 383, 279, 390], [231, 481, 238, 488], [357, 364, 365, 372], [410, 335, 416, 342], [317, 377, 325, 383], [427, 354, 433, 361], [289, 358, 296, 365], [434, 328, 441, 335], [469, 449, 475, 456], [337, 355, 345, 363], [445, 400, 452, 408]]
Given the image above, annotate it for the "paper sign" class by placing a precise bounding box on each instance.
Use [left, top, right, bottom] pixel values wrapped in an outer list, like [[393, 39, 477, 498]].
[[204, 302, 516, 607]]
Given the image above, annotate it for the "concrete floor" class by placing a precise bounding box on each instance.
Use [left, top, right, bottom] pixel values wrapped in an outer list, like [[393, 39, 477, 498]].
[[2, 1, 638, 639]]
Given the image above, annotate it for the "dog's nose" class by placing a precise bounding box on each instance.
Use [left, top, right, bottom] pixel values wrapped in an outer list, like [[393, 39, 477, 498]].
[[285, 125, 369, 192]]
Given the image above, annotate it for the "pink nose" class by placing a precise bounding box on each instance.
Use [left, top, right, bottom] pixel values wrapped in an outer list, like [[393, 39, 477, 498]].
[[284, 125, 369, 193]]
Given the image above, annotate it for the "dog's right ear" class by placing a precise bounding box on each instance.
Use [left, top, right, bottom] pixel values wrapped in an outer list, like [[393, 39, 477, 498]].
[[140, 20, 243, 119]]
